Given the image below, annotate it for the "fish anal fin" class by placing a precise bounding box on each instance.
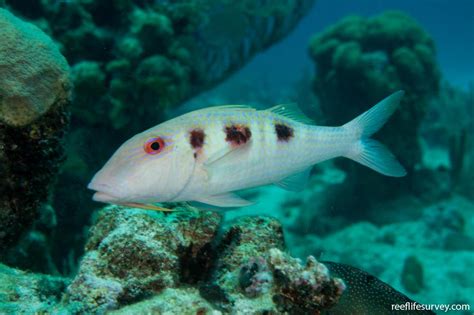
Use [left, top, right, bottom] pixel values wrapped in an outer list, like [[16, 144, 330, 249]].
[[275, 168, 312, 191], [267, 103, 315, 124], [194, 192, 253, 208]]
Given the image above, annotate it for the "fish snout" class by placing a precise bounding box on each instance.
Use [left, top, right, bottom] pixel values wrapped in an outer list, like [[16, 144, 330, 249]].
[[87, 180, 124, 204]]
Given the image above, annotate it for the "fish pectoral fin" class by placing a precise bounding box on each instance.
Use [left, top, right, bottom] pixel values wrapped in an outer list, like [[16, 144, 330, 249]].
[[194, 192, 253, 208], [275, 167, 312, 191], [267, 102, 315, 124], [204, 141, 251, 171]]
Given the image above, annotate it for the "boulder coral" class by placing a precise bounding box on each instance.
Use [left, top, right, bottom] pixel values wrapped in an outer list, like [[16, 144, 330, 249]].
[[308, 11, 440, 211], [0, 8, 70, 127], [0, 8, 70, 252]]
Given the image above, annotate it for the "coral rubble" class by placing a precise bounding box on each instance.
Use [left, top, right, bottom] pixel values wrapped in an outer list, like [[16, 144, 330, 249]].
[[0, 8, 70, 253]]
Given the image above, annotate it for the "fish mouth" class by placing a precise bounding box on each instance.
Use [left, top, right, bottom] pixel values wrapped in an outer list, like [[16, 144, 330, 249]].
[[87, 182, 122, 203], [87, 181, 173, 212]]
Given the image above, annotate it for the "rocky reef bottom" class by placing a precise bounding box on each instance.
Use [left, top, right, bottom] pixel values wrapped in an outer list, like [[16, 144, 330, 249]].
[[0, 205, 345, 314]]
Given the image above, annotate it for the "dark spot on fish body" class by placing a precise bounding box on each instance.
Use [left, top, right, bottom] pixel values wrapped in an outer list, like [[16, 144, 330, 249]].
[[225, 124, 251, 146], [190, 128, 205, 149], [275, 123, 294, 142]]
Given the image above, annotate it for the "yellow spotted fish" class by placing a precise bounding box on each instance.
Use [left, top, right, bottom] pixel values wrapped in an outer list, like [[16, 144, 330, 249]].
[[88, 91, 406, 210]]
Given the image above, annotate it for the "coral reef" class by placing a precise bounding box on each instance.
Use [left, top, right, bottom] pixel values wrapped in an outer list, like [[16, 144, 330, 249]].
[[46, 205, 344, 314], [0, 8, 70, 127], [401, 255, 424, 294], [0, 263, 68, 313], [63, 205, 220, 314], [268, 248, 345, 314], [287, 195, 474, 309], [308, 11, 441, 212], [421, 82, 473, 197], [1, 0, 316, 272], [3, 205, 59, 274], [0, 8, 70, 253]]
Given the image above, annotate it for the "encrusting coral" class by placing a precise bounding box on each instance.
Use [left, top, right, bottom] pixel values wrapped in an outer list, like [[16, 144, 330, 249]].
[[0, 8, 70, 253]]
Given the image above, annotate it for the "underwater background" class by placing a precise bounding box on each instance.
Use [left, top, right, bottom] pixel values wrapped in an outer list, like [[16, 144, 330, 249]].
[[0, 0, 473, 314]]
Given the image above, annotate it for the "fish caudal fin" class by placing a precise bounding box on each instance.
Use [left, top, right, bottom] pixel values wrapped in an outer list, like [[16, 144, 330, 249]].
[[343, 91, 407, 177]]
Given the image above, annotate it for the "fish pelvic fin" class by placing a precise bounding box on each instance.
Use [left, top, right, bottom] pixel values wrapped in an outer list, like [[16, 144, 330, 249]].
[[194, 192, 253, 208], [343, 91, 407, 177]]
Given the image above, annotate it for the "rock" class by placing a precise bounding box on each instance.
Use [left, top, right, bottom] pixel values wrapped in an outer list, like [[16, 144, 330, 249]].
[[401, 255, 424, 294], [0, 263, 68, 314], [61, 207, 345, 314], [63, 205, 221, 314], [210, 217, 344, 314], [218, 216, 285, 274], [0, 8, 70, 253], [3, 204, 59, 274], [268, 248, 345, 314], [0, 8, 70, 126], [109, 288, 219, 315]]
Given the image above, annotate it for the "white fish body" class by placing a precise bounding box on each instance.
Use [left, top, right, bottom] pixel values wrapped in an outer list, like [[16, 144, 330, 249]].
[[88, 91, 406, 209]]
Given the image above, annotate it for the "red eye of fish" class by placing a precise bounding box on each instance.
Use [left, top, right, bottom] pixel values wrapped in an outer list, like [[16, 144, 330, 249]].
[[144, 137, 165, 155]]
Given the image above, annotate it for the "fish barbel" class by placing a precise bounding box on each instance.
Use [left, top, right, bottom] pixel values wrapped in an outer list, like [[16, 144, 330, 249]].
[[88, 91, 406, 210]]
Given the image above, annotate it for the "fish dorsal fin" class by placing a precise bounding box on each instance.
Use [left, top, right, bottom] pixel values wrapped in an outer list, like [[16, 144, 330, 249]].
[[267, 102, 315, 124], [208, 104, 256, 111], [194, 192, 253, 208], [275, 167, 312, 191], [186, 104, 256, 116]]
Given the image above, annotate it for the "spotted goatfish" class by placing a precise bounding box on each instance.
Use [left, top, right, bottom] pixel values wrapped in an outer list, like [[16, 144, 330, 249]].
[[88, 91, 406, 211]]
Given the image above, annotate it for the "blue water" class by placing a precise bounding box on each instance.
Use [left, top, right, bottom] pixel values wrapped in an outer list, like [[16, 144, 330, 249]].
[[234, 0, 474, 92]]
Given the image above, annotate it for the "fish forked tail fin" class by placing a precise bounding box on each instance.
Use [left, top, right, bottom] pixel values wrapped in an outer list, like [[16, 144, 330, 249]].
[[343, 91, 407, 177]]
